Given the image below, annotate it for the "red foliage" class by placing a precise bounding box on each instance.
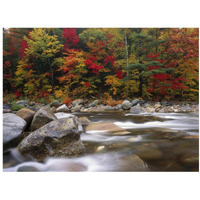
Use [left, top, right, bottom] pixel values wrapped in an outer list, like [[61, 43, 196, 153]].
[[104, 55, 116, 66], [63, 97, 72, 106], [20, 39, 28, 59], [84, 82, 90, 88], [84, 58, 104, 75], [15, 89, 22, 98], [62, 28, 79, 50], [115, 69, 126, 79]]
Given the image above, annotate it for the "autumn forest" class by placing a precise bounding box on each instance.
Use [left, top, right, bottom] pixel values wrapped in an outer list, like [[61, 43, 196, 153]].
[[3, 28, 199, 104]]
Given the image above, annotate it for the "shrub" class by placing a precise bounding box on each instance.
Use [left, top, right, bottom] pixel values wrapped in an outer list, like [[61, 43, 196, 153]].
[[11, 101, 25, 111]]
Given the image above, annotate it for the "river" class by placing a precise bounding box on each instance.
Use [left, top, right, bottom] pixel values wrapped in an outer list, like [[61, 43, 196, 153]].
[[3, 111, 199, 172]]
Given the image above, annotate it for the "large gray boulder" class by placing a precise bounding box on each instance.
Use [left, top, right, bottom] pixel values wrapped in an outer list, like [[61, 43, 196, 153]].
[[3, 113, 27, 151], [30, 106, 57, 131], [122, 100, 132, 110], [17, 117, 85, 161]]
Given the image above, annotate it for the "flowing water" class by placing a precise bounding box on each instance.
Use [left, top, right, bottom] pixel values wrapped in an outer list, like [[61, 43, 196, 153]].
[[3, 112, 199, 172]]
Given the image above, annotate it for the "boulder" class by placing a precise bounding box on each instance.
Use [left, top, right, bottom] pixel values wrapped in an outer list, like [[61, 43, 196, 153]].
[[56, 104, 69, 112], [154, 102, 161, 109], [115, 104, 122, 110], [16, 108, 36, 126], [3, 104, 12, 109], [17, 166, 40, 172], [130, 103, 141, 114], [55, 112, 75, 119], [71, 99, 84, 106], [86, 122, 129, 135], [131, 99, 140, 106], [17, 117, 85, 161], [146, 107, 155, 113], [30, 106, 57, 131], [122, 100, 132, 110], [16, 100, 28, 107], [3, 113, 27, 151], [93, 100, 100, 106]]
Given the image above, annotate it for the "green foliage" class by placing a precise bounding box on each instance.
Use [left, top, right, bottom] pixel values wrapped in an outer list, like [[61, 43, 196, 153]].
[[11, 101, 25, 111]]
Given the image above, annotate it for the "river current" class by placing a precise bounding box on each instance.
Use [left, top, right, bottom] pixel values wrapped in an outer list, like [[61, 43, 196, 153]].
[[3, 112, 199, 172]]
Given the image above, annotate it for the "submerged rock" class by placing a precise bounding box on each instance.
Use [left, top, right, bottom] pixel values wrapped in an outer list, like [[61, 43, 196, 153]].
[[30, 106, 57, 131], [17, 117, 85, 161], [17, 166, 40, 172], [86, 122, 129, 135], [79, 117, 91, 125], [3, 113, 27, 151]]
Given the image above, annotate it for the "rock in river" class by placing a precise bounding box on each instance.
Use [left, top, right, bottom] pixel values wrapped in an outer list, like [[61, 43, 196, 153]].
[[122, 100, 132, 110], [3, 113, 27, 151], [86, 122, 130, 135], [30, 106, 57, 131], [17, 117, 85, 161]]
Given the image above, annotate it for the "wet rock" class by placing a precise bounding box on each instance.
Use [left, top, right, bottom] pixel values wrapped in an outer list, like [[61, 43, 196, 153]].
[[17, 166, 40, 172], [116, 155, 149, 171], [79, 117, 91, 125], [72, 99, 84, 106], [131, 99, 140, 106], [179, 154, 199, 167], [17, 117, 85, 161], [168, 130, 189, 140], [3, 113, 27, 151], [56, 104, 69, 112], [30, 106, 57, 131], [135, 144, 163, 161], [16, 108, 36, 126], [95, 145, 105, 152], [130, 104, 141, 114], [130, 115, 167, 123], [55, 112, 75, 119], [49, 100, 60, 108], [86, 122, 129, 135], [122, 100, 132, 110]]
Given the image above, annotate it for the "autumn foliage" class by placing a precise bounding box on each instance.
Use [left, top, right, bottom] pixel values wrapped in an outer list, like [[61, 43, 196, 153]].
[[3, 28, 199, 102]]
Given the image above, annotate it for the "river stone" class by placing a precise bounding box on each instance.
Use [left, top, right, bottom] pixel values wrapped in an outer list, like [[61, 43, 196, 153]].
[[55, 112, 75, 119], [179, 154, 199, 167], [17, 117, 85, 161], [79, 117, 91, 125], [146, 107, 155, 113], [30, 106, 57, 131], [122, 100, 132, 110], [72, 99, 84, 106], [86, 122, 129, 135], [154, 102, 161, 109], [17, 166, 40, 172], [130, 103, 141, 114], [3, 113, 27, 151], [116, 155, 149, 171], [56, 104, 69, 112], [135, 144, 163, 161], [16, 108, 36, 126], [131, 99, 140, 106]]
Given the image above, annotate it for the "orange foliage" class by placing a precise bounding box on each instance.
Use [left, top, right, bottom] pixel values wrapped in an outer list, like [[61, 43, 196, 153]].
[[63, 97, 72, 106]]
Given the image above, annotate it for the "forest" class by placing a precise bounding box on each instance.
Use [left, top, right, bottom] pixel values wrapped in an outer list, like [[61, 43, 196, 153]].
[[3, 28, 199, 104]]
